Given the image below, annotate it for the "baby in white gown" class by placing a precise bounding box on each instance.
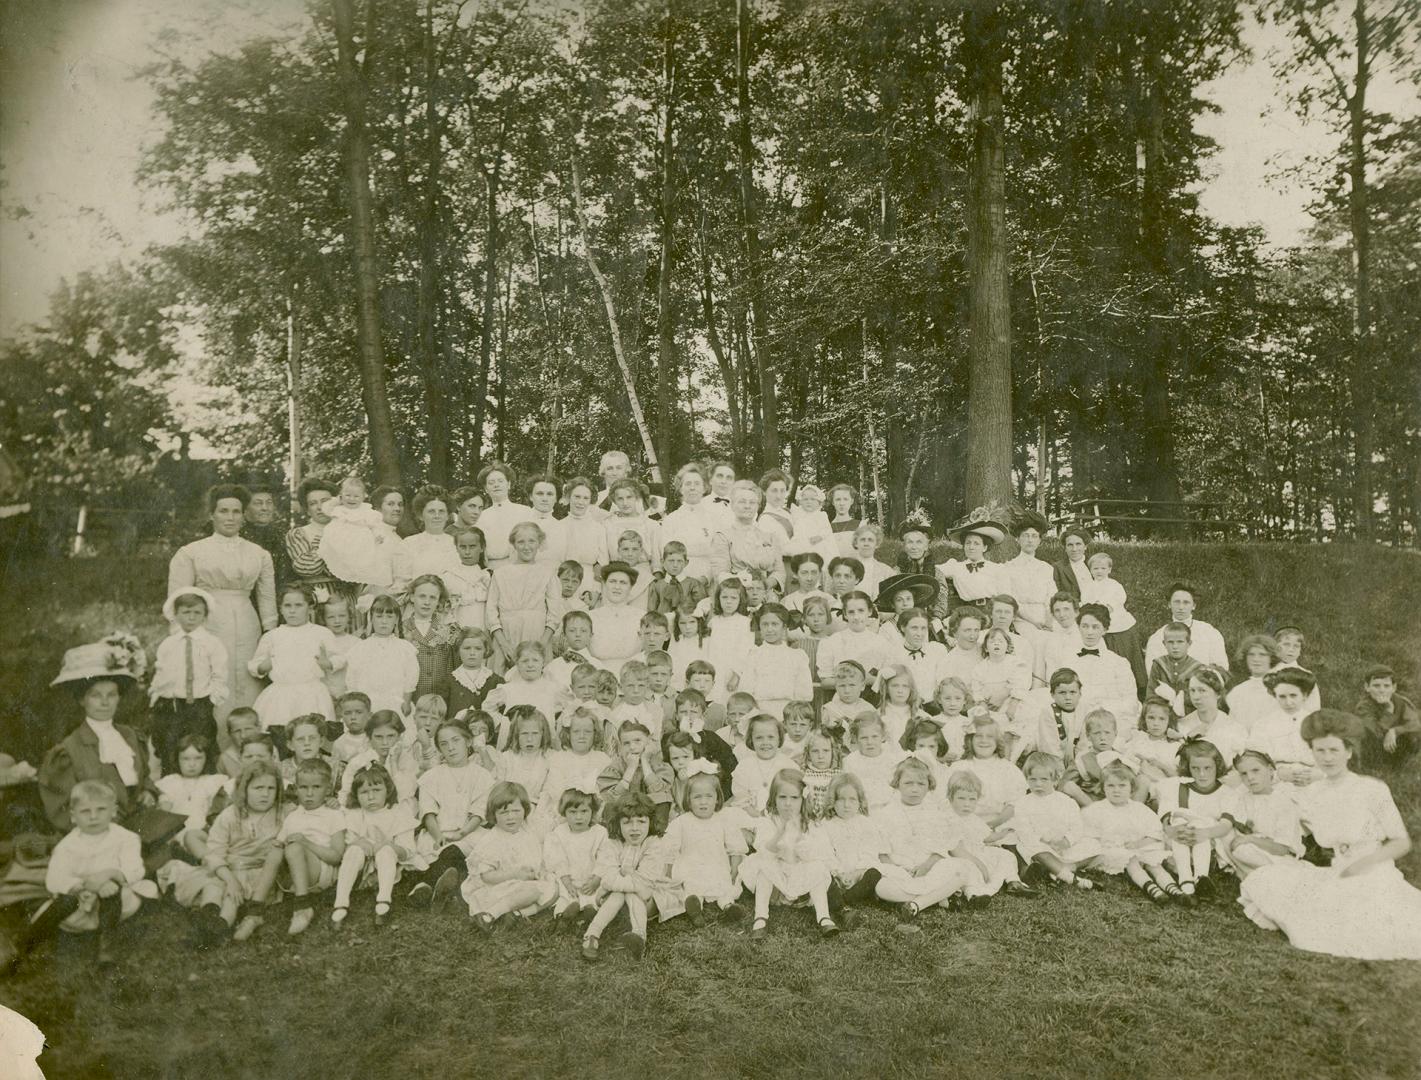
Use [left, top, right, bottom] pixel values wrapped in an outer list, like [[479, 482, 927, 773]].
[[319, 476, 391, 586]]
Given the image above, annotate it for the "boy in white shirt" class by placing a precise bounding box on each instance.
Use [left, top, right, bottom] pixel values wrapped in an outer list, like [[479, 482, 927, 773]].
[[151, 588, 230, 772], [276, 759, 347, 936]]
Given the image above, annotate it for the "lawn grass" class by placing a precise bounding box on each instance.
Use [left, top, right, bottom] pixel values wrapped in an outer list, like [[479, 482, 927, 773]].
[[2, 544, 1420, 1080]]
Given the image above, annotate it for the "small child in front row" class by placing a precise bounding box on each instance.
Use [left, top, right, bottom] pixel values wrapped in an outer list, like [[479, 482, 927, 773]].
[[1081, 761, 1182, 903], [816, 773, 889, 917], [412, 717, 496, 898], [543, 786, 609, 931], [332, 762, 418, 928], [277, 759, 347, 935], [156, 735, 228, 861], [462, 781, 558, 932], [943, 772, 1036, 901], [1013, 752, 1102, 889], [739, 769, 840, 940], [28, 781, 154, 968], [582, 792, 681, 960], [661, 765, 749, 926], [174, 760, 286, 947], [873, 757, 971, 928], [1221, 749, 1304, 879], [1157, 739, 1233, 900]]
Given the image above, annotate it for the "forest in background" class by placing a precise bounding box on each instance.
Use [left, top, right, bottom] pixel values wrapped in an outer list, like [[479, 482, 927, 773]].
[[1, 0, 1418, 542]]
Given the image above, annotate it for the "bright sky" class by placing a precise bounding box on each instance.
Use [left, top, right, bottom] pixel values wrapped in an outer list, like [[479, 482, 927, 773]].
[[1, 1, 1415, 338]]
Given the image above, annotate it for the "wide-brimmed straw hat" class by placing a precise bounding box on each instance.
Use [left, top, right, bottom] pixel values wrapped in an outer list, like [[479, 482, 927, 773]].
[[162, 587, 216, 624], [51, 633, 147, 688], [946, 507, 1007, 547]]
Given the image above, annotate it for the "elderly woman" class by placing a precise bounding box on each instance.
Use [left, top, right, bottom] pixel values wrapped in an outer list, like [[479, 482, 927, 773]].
[[38, 637, 181, 843], [658, 462, 723, 583], [392, 486, 461, 596], [1239, 710, 1421, 959], [169, 483, 277, 723], [708, 480, 785, 586]]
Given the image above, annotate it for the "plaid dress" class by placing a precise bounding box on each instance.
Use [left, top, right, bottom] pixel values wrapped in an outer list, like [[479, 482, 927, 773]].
[[405, 617, 458, 706]]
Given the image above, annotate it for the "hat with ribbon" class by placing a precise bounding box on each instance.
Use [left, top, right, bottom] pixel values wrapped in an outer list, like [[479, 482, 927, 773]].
[[875, 573, 939, 612], [51, 633, 147, 688], [947, 506, 1008, 547]]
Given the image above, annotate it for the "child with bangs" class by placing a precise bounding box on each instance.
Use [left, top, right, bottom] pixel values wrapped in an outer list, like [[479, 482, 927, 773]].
[[874, 758, 971, 929], [1156, 739, 1234, 901], [346, 593, 420, 716], [582, 792, 681, 961], [843, 712, 907, 812], [739, 769, 840, 939], [661, 764, 749, 926], [544, 786, 609, 932], [487, 642, 562, 748], [462, 781, 557, 932], [943, 771, 1036, 902], [331, 762, 418, 928], [447, 627, 503, 719], [731, 715, 800, 816], [801, 728, 843, 820], [816, 773, 889, 920], [1081, 760, 1182, 904]]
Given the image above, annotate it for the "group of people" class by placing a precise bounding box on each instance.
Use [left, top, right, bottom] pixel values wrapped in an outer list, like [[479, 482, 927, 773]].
[[3, 450, 1420, 970]]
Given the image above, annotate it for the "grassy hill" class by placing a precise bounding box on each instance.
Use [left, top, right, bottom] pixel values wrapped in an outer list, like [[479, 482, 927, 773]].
[[1, 546, 1419, 1079]]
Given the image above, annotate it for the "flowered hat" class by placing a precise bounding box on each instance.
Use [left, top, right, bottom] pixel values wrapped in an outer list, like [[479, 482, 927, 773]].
[[162, 587, 217, 624], [51, 633, 147, 688], [895, 508, 935, 540], [947, 507, 1007, 547]]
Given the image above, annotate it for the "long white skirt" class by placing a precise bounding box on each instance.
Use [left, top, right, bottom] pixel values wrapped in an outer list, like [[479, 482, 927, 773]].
[[1239, 860, 1421, 960]]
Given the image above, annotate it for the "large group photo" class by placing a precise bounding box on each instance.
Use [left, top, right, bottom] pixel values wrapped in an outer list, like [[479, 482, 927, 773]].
[[2, 0, 1419, 1078]]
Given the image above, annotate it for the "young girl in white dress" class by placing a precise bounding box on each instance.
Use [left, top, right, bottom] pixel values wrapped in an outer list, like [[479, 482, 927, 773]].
[[1223, 749, 1304, 879], [842, 712, 907, 812], [443, 526, 492, 631], [339, 711, 419, 809], [816, 773, 891, 918], [876, 664, 920, 748], [707, 577, 755, 691], [1013, 752, 1102, 889], [461, 781, 557, 931], [735, 603, 813, 719], [943, 771, 1034, 901], [487, 643, 562, 749], [661, 764, 749, 925], [321, 597, 356, 700], [731, 715, 799, 816], [739, 768, 839, 939], [873, 757, 971, 928], [1157, 739, 1234, 900], [542, 786, 609, 927], [541, 708, 613, 819], [408, 718, 496, 900], [332, 762, 419, 928], [487, 522, 561, 666], [344, 593, 419, 716], [1119, 698, 1180, 797], [944, 712, 1027, 832], [1239, 710, 1421, 960], [582, 792, 681, 961], [670, 608, 716, 694], [318, 476, 391, 588], [970, 628, 1031, 721], [925, 677, 973, 759], [248, 585, 341, 740], [1081, 759, 1182, 903], [156, 735, 228, 860], [491, 707, 555, 830]]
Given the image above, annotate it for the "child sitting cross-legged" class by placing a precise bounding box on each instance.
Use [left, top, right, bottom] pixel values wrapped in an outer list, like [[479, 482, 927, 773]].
[[581, 792, 681, 961], [277, 759, 347, 935], [1081, 759, 1183, 904], [1013, 752, 1103, 890]]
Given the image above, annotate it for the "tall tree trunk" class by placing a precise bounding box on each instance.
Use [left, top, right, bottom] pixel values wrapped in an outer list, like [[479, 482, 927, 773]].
[[656, 2, 678, 475], [1348, 0, 1374, 540], [698, 201, 744, 458], [735, 0, 778, 468], [962, 4, 1012, 510], [569, 154, 663, 484], [417, 0, 450, 484], [471, 160, 502, 461], [1135, 45, 1184, 532], [331, 0, 401, 485]]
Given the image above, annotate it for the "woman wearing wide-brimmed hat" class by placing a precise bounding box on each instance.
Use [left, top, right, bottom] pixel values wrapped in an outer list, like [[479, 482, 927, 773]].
[[874, 573, 941, 648], [589, 561, 643, 676], [37, 636, 185, 846], [936, 509, 1010, 614]]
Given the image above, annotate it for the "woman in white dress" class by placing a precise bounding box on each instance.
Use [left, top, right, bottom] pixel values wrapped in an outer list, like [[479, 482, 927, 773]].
[[1224, 634, 1281, 731], [168, 484, 278, 722], [659, 463, 725, 583], [1240, 709, 1421, 960], [392, 487, 461, 596], [1176, 667, 1248, 768], [368, 485, 407, 589], [478, 462, 536, 567]]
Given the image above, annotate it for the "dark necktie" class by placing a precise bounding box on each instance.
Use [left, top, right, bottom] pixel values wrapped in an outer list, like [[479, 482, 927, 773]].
[[184, 636, 195, 704], [908, 649, 925, 660], [1053, 706, 1069, 746], [1078, 648, 1100, 657], [713, 497, 729, 505]]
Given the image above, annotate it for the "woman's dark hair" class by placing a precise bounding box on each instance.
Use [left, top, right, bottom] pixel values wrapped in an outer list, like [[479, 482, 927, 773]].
[[370, 485, 404, 512], [1264, 665, 1317, 698], [1300, 709, 1364, 757], [296, 477, 337, 510], [207, 483, 251, 512], [411, 485, 452, 519], [524, 473, 560, 500], [476, 461, 517, 491]]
